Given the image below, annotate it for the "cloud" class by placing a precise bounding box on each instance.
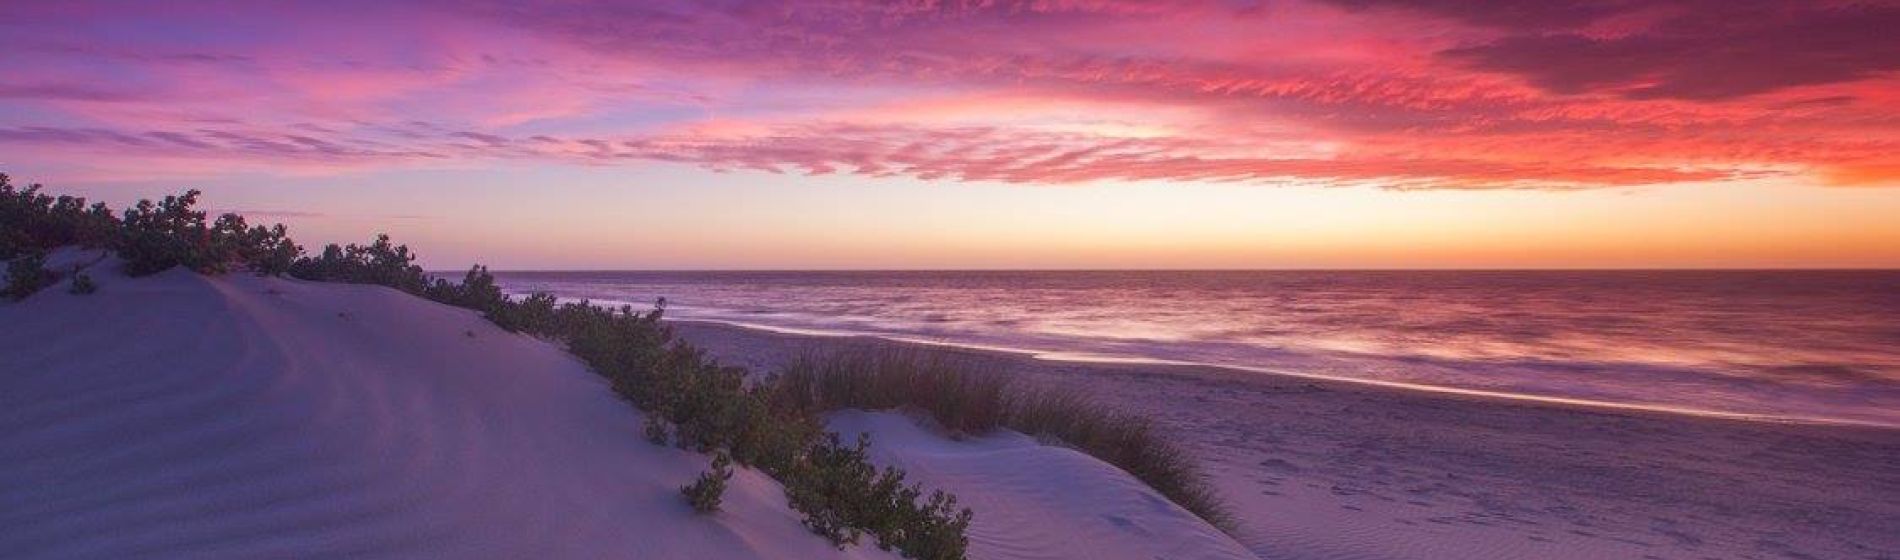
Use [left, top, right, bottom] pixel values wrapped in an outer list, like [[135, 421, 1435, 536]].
[[1352, 0, 1900, 100], [0, 0, 1893, 189], [0, 83, 150, 102], [0, 121, 1752, 189]]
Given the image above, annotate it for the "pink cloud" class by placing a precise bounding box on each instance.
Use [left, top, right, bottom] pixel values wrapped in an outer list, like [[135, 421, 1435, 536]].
[[0, 0, 1894, 188]]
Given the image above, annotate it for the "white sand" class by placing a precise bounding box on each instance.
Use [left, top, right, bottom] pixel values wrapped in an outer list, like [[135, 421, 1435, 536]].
[[677, 321, 1900, 560], [1, 252, 888, 558], [1, 253, 1246, 559], [830, 410, 1255, 560]]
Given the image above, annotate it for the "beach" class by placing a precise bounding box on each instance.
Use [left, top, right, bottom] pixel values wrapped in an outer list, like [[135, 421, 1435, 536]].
[[676, 320, 1900, 560], [9, 1, 1899, 557], [0, 261, 1249, 560]]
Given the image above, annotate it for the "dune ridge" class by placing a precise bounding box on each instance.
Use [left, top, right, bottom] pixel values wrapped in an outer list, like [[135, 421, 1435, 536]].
[[1, 253, 1247, 560], [1, 258, 894, 559]]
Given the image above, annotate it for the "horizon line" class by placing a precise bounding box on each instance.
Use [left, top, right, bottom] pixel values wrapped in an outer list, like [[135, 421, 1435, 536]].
[[461, 267, 1900, 273]]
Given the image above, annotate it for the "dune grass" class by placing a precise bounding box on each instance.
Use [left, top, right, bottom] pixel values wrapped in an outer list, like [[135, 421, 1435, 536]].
[[774, 349, 1235, 533], [774, 350, 1012, 436]]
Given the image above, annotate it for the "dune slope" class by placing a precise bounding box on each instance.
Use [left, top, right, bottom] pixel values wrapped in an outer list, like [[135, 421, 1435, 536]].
[[830, 411, 1255, 560], [0, 261, 897, 559]]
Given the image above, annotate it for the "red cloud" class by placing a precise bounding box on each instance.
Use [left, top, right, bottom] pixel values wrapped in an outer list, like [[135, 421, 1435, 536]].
[[0, 0, 1893, 188]]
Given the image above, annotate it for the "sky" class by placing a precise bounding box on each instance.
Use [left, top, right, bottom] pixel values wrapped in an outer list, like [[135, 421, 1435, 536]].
[[2, 0, 1897, 269]]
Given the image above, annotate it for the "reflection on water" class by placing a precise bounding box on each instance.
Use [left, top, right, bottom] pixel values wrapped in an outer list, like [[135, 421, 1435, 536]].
[[493, 270, 1900, 426]]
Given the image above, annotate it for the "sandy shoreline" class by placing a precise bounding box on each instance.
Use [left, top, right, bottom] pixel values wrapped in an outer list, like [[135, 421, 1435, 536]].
[[673, 320, 1900, 560]]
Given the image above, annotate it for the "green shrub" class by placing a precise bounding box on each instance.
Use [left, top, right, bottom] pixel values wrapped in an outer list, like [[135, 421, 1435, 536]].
[[113, 191, 303, 276], [682, 452, 734, 513], [784, 432, 972, 559], [69, 271, 97, 295], [490, 292, 559, 333], [118, 190, 215, 276], [1, 174, 119, 259], [3, 177, 298, 276], [287, 234, 429, 291], [233, 222, 301, 275], [5, 253, 56, 300], [645, 416, 672, 445]]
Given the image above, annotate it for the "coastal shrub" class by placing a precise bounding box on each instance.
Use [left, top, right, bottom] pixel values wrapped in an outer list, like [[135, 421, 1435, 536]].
[[288, 234, 430, 292], [777, 349, 1234, 533], [645, 416, 672, 445], [1, 174, 119, 259], [784, 432, 972, 559], [549, 299, 970, 558], [69, 271, 97, 294], [3, 179, 299, 276], [231, 222, 301, 275], [681, 451, 734, 513], [5, 253, 56, 300], [117, 190, 303, 276], [118, 190, 218, 276], [490, 292, 560, 333], [430, 265, 508, 312]]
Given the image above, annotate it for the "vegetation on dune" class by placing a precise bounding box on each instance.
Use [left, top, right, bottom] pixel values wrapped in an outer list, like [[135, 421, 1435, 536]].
[[682, 451, 735, 514], [776, 351, 1011, 436], [778, 350, 1235, 532], [0, 174, 976, 560], [4, 252, 54, 301], [68, 271, 97, 295], [0, 174, 117, 261], [4, 174, 1232, 551], [118, 189, 302, 277], [2, 174, 301, 282]]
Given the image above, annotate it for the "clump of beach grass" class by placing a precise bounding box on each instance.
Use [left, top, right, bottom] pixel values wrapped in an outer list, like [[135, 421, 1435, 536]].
[[774, 349, 1235, 533], [775, 350, 1011, 436]]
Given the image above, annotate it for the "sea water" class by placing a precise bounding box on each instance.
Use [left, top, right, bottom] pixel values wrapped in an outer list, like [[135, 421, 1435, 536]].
[[494, 270, 1900, 426]]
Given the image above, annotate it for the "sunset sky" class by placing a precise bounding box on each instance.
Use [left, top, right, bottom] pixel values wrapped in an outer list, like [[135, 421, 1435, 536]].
[[3, 0, 1897, 269]]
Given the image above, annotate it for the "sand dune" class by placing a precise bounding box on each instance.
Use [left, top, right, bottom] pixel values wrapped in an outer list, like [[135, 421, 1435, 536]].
[[831, 411, 1255, 560], [1, 259, 892, 559], [1, 255, 1247, 559]]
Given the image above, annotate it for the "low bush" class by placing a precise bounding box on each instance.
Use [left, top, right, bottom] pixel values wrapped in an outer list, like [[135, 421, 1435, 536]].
[[287, 234, 429, 291], [682, 452, 734, 513], [5, 253, 56, 300], [777, 350, 1234, 533], [0, 174, 118, 259], [69, 271, 97, 294], [785, 432, 973, 559]]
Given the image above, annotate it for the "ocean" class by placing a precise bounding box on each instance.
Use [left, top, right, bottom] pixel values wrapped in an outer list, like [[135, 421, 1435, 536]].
[[492, 270, 1900, 427]]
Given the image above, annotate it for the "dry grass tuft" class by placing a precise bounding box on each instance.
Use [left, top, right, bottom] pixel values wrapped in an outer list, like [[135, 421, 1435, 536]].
[[774, 349, 1235, 533], [777, 350, 1011, 436]]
